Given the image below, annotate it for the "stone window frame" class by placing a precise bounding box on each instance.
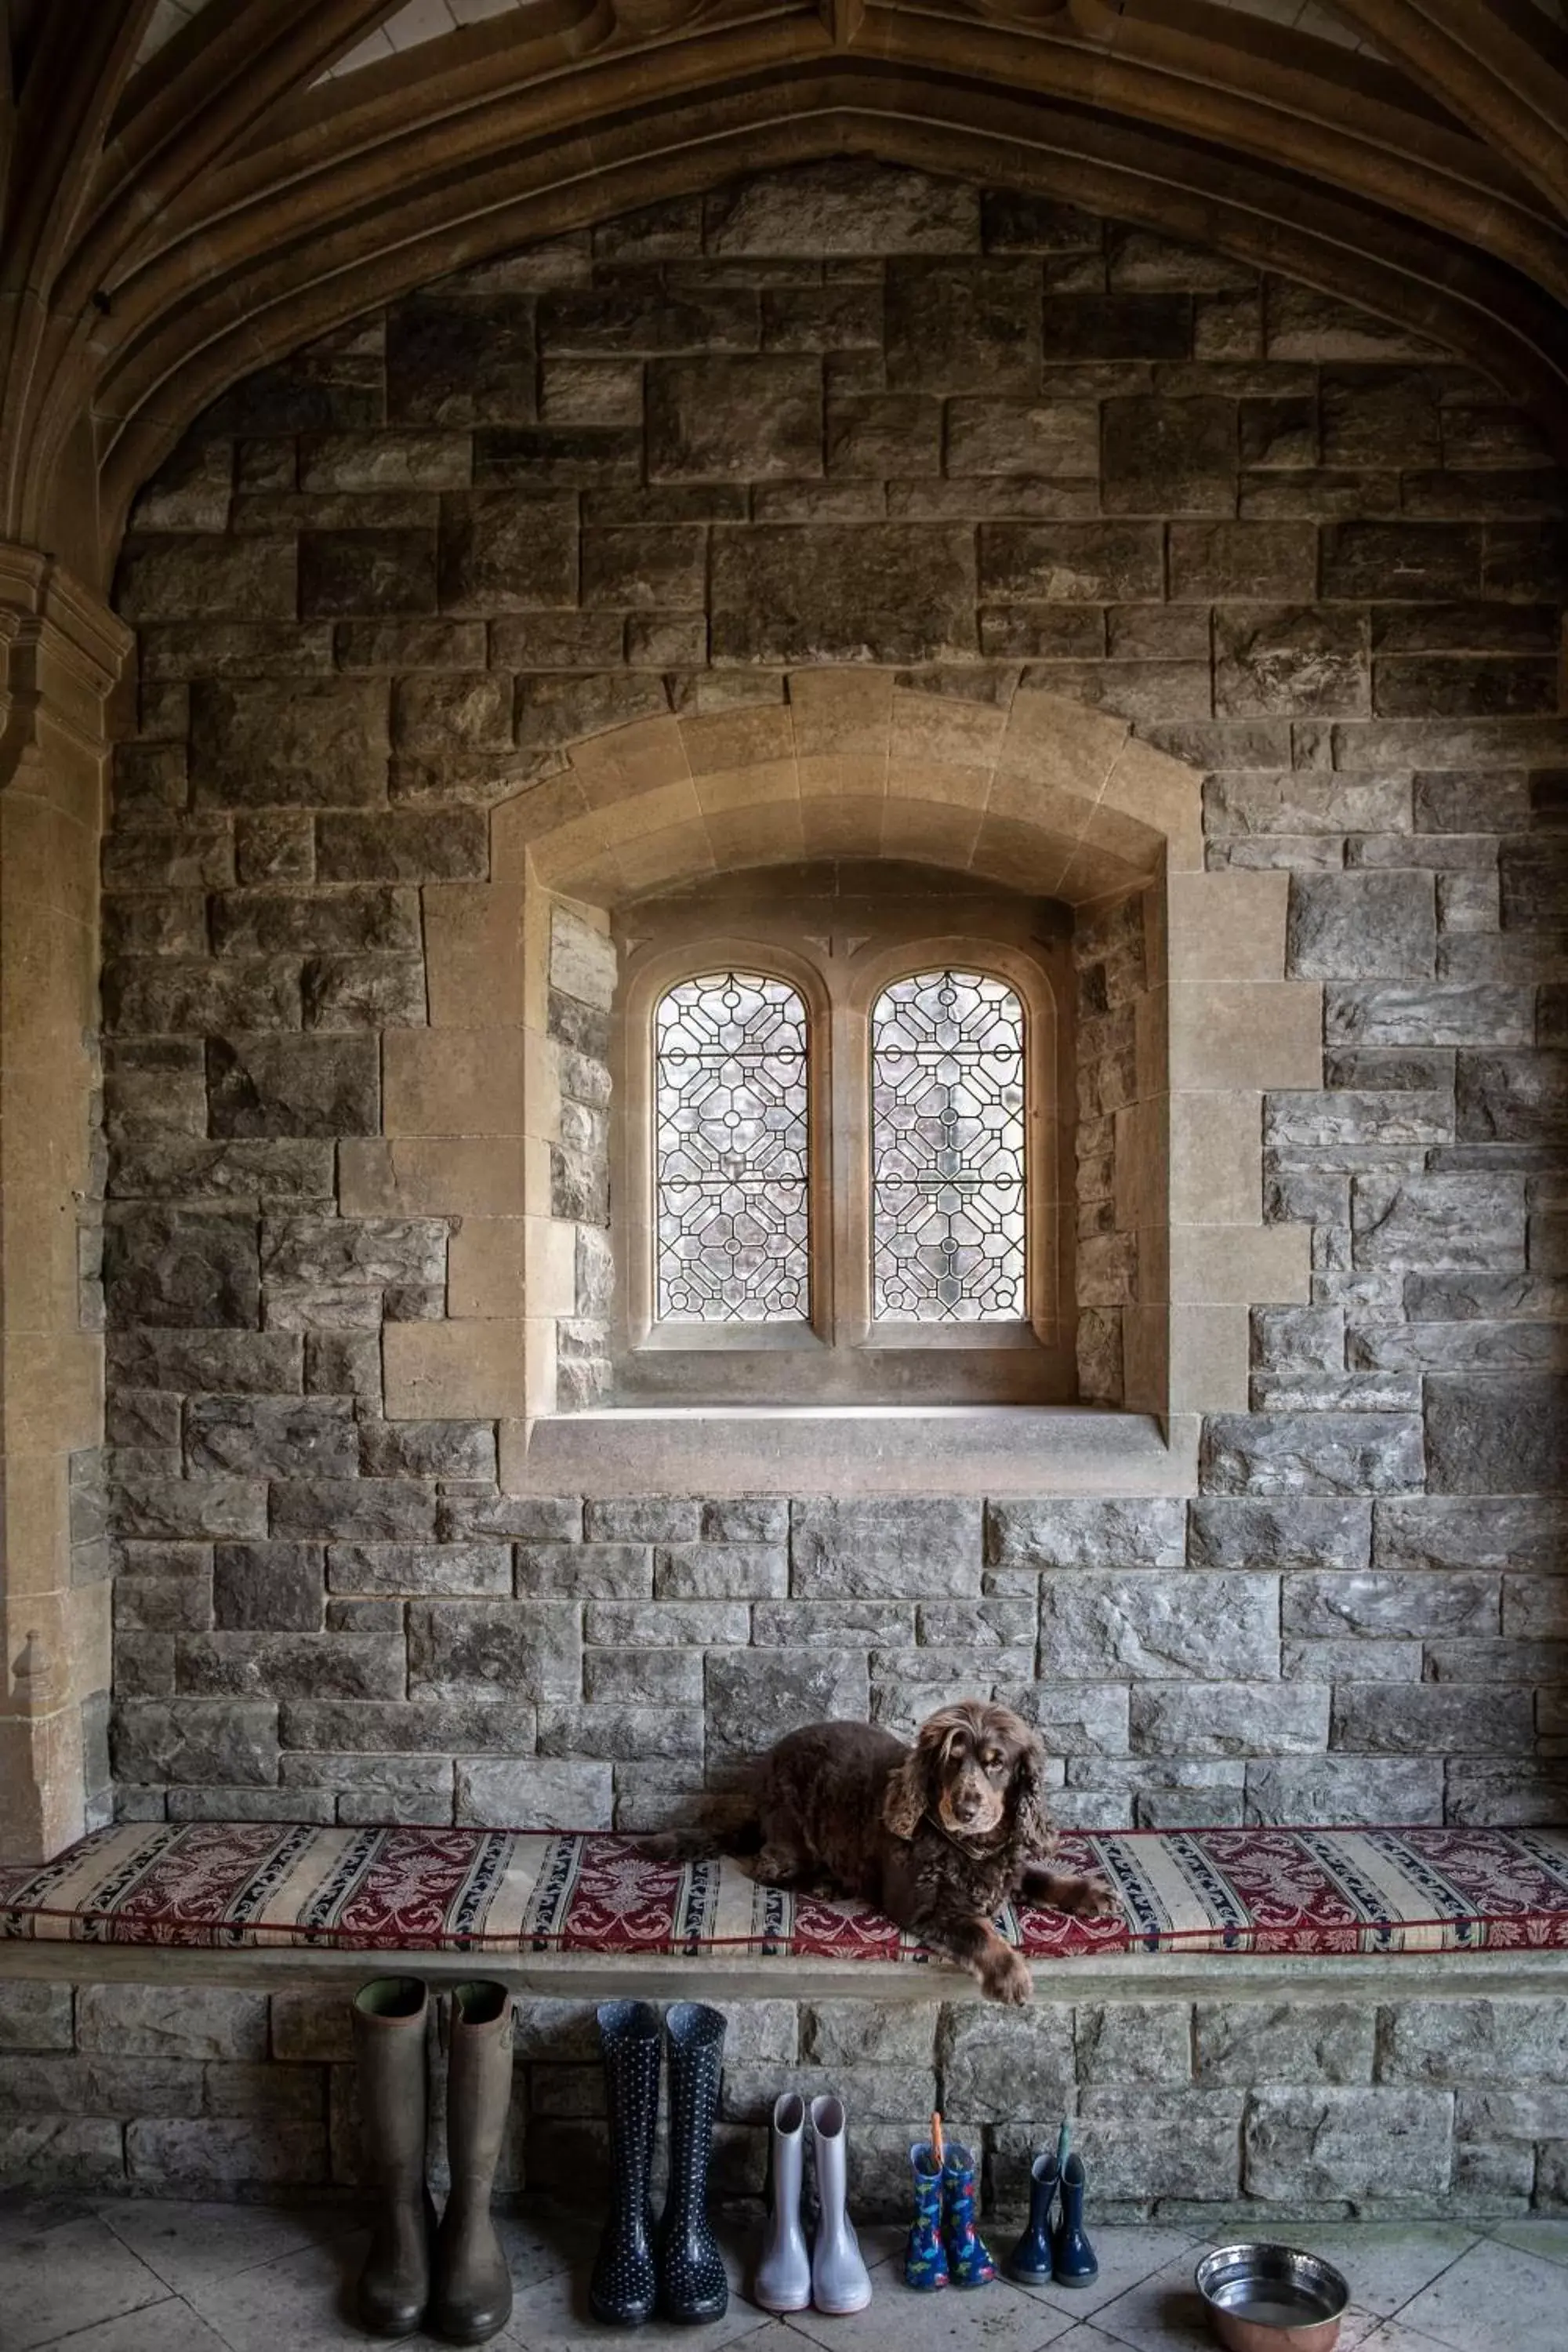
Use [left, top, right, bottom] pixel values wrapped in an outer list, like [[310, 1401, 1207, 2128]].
[[610, 877, 1076, 1406], [342, 670, 1323, 1498]]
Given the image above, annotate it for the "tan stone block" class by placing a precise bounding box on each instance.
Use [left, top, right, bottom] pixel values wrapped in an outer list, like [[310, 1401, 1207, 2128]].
[[383, 1318, 528, 1419], [797, 752, 887, 801], [1, 796, 96, 931], [1, 899, 94, 1047], [612, 819, 719, 894], [0, 1706, 84, 1863], [424, 883, 526, 1028], [1133, 988, 1168, 1104], [706, 805, 808, 869], [787, 669, 892, 759], [384, 1028, 527, 1138], [568, 715, 689, 807], [880, 799, 983, 869], [1102, 735, 1204, 871], [1, 1184, 80, 1334], [1167, 982, 1323, 1091], [1169, 1092, 1261, 1227], [492, 774, 591, 880], [679, 705, 794, 775], [600, 778, 702, 844], [525, 1317, 560, 1420], [968, 813, 1075, 895], [448, 1215, 576, 1320], [1061, 843, 1154, 907], [1, 1059, 94, 1190], [692, 760, 801, 816], [523, 1137, 554, 1219], [526, 808, 615, 890], [885, 757, 989, 812], [68, 1581, 113, 1704], [340, 1137, 527, 1218], [1113, 1099, 1166, 1234], [889, 688, 1007, 771], [5, 1330, 103, 1454], [1167, 870, 1289, 982], [1074, 793, 1166, 884], [1168, 1301, 1250, 1414], [1169, 1223, 1311, 1305], [521, 878, 556, 1033], [794, 799, 877, 862], [0, 1454, 71, 1601], [527, 1218, 579, 1320], [1121, 1298, 1168, 1418], [985, 768, 1097, 845], [993, 688, 1127, 800]]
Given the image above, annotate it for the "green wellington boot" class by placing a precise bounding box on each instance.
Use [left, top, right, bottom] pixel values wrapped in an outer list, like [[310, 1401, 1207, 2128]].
[[351, 1976, 436, 2337], [428, 1981, 516, 2345]]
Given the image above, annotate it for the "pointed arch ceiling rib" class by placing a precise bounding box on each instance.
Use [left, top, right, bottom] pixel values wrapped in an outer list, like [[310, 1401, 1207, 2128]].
[[2, 0, 1566, 578]]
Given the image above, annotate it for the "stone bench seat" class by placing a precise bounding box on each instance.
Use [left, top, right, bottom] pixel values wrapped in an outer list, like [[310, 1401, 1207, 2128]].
[[3, 1819, 1566, 1967]]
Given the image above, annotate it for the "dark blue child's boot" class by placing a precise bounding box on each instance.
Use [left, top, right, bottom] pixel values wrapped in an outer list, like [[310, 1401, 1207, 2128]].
[[1004, 2148, 1059, 2284], [1051, 2151, 1097, 2288], [904, 2142, 949, 2290], [941, 2141, 996, 2288]]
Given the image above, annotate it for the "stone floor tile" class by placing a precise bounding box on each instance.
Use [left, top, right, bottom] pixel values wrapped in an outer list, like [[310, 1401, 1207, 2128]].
[[95, 2195, 354, 2296], [177, 2230, 446, 2352], [27, 2297, 232, 2352], [1087, 2252, 1385, 2352], [1351, 2325, 1461, 2352], [1004, 2227, 1201, 2319], [503, 2234, 775, 2352], [0, 2209, 169, 2352], [1397, 2239, 1568, 2352], [1267, 2223, 1479, 2320], [785, 2274, 1081, 2352], [1489, 2214, 1568, 2269]]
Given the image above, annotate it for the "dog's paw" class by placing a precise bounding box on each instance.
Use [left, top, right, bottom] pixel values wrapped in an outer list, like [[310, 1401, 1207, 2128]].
[[979, 1946, 1034, 2005], [1065, 1873, 1117, 1921]]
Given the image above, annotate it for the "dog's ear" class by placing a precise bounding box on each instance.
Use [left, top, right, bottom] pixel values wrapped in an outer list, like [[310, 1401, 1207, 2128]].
[[1008, 1730, 1055, 1858], [883, 1711, 953, 1840]]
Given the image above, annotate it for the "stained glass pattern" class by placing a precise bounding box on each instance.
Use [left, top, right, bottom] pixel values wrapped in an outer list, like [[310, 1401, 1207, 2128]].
[[655, 971, 810, 1323], [871, 969, 1026, 1322]]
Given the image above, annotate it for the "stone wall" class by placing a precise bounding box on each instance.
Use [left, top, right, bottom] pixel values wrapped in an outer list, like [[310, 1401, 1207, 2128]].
[[4, 1974, 1564, 2220], [100, 159, 1568, 1834]]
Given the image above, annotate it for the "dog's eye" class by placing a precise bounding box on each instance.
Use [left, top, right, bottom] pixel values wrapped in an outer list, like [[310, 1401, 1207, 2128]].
[[982, 1750, 1003, 1770]]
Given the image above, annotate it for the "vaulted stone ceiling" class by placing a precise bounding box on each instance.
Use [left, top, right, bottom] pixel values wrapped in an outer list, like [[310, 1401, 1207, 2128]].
[[3, 0, 1566, 583]]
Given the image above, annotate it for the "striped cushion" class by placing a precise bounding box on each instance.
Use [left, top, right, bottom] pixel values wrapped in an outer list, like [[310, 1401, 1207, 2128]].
[[3, 1820, 1566, 1958]]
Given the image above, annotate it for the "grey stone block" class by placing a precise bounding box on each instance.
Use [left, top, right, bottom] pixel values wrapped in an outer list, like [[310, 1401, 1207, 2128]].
[[1202, 1414, 1425, 1496], [0, 1984, 74, 2053], [707, 161, 979, 254], [752, 1600, 915, 1646], [1076, 2088, 1245, 2199], [585, 1601, 747, 1646], [1331, 1682, 1535, 1755], [78, 1984, 269, 2061], [104, 1207, 260, 1330], [584, 1648, 704, 1706], [1074, 2003, 1191, 2083], [706, 1650, 869, 1757], [1426, 1373, 1568, 1494], [803, 2003, 939, 2068], [358, 1422, 495, 1480], [126, 2116, 328, 2190], [261, 1214, 446, 1287], [517, 1542, 649, 1599], [938, 2002, 1076, 2111], [455, 1759, 612, 1828], [710, 524, 978, 664], [1189, 1499, 1371, 1570], [1325, 985, 1534, 1049], [1039, 1572, 1278, 1680], [654, 1543, 787, 1599], [537, 1703, 703, 1762], [1288, 873, 1436, 981], [114, 1477, 269, 1541], [788, 1498, 981, 1598], [1001, 1681, 1131, 1756], [328, 1542, 510, 1596], [1281, 1570, 1497, 1639], [175, 1632, 404, 1700], [1381, 1999, 1568, 2087], [1196, 2002, 1374, 2085], [408, 1599, 580, 1700], [213, 1543, 325, 1632], [986, 1499, 1186, 1572], [1352, 1171, 1525, 1271], [271, 1479, 437, 1540], [1246, 1755, 1443, 1824], [0, 2119, 128, 2190], [278, 1697, 535, 1753], [1131, 1682, 1330, 1758], [187, 1396, 358, 1479], [1244, 2087, 1453, 2198]]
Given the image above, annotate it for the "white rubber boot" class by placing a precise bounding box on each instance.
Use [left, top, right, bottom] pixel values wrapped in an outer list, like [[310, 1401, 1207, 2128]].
[[754, 2092, 811, 2313], [809, 2095, 873, 2315]]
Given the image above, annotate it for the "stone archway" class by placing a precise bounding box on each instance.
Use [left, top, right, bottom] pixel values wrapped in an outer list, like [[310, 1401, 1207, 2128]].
[[340, 670, 1321, 1470]]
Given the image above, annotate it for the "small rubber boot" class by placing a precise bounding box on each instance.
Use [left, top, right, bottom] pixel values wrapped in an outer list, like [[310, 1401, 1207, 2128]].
[[352, 1976, 435, 2337], [1004, 2149, 1059, 2284], [1051, 2151, 1097, 2288], [941, 2141, 996, 2288], [754, 2092, 811, 2314], [903, 2143, 948, 2291], [808, 2096, 872, 2316], [591, 2001, 662, 2326], [429, 1982, 514, 2345], [657, 2002, 728, 2322]]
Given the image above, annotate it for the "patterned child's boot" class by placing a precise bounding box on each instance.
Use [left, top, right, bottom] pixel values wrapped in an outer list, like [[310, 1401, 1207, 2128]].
[[941, 2141, 996, 2288], [903, 2142, 948, 2291]]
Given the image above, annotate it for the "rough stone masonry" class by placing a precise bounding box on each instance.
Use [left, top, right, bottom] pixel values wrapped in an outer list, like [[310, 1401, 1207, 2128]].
[[89, 158, 1567, 1846]]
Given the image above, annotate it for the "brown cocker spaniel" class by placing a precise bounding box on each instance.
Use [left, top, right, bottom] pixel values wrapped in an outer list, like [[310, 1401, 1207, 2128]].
[[720, 1700, 1116, 2003]]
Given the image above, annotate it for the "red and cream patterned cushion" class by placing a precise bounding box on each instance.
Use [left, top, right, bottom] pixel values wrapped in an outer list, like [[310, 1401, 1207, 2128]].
[[2, 1820, 1566, 1959]]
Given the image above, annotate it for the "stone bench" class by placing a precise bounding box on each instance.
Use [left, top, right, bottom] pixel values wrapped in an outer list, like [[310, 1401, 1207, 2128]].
[[2, 1820, 1566, 2222]]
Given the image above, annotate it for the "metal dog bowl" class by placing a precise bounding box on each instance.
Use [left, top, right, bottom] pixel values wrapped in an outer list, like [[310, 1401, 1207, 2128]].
[[1196, 2244, 1350, 2352]]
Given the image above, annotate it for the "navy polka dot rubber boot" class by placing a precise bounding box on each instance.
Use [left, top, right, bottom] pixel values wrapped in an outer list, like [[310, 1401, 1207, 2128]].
[[657, 2002, 729, 2323], [590, 1999, 662, 2326]]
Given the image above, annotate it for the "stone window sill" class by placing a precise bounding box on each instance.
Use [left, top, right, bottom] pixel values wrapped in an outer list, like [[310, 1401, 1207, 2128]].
[[511, 1404, 1199, 1498]]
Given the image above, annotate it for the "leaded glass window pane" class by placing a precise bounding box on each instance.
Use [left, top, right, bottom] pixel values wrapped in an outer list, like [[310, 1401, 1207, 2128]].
[[872, 969, 1025, 1322], [654, 971, 810, 1323]]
